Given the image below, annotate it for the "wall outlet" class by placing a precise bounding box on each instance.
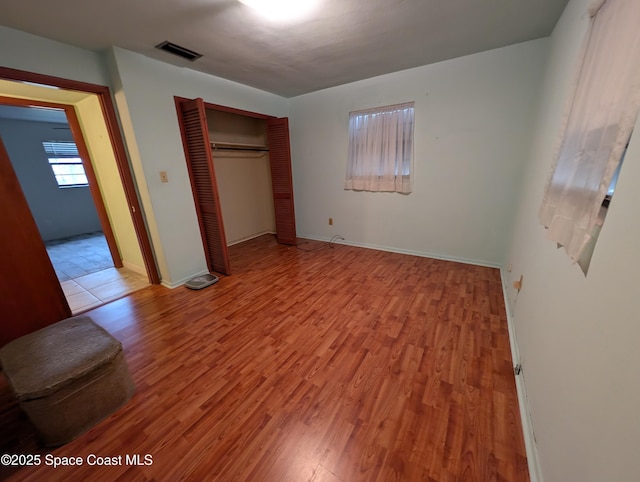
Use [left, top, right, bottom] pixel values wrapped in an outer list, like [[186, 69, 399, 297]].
[[159, 170, 169, 183], [328, 217, 333, 225]]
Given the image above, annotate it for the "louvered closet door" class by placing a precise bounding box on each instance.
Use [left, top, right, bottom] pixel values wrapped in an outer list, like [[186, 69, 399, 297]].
[[0, 136, 71, 346], [178, 98, 231, 275], [267, 118, 297, 245]]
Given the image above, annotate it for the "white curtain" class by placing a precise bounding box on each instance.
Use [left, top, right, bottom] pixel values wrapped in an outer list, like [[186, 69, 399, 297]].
[[539, 0, 640, 273], [345, 102, 414, 193]]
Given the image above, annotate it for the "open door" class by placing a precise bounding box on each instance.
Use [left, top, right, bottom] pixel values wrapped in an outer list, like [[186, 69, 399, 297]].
[[267, 118, 297, 245], [177, 98, 231, 275], [0, 136, 71, 347]]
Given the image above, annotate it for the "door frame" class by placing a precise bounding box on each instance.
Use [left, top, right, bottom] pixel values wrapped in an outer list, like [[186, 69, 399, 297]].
[[174, 96, 297, 275], [0, 67, 160, 284], [0, 95, 123, 268]]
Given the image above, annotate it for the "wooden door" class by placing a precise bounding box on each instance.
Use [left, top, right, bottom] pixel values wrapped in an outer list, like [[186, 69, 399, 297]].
[[267, 118, 297, 245], [177, 98, 231, 275], [0, 136, 71, 347]]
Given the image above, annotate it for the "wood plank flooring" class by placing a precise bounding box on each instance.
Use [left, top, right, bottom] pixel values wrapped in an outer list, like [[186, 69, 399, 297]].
[[0, 235, 528, 481]]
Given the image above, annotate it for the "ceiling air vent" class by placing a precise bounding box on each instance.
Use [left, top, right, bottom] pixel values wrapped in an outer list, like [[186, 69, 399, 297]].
[[155, 41, 202, 61]]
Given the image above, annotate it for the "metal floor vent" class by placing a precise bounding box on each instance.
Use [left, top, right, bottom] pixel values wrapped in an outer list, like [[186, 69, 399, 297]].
[[185, 273, 219, 290], [155, 41, 203, 61]]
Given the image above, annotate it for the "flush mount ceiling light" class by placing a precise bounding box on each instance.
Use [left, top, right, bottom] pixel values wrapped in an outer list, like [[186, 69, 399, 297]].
[[238, 0, 320, 21]]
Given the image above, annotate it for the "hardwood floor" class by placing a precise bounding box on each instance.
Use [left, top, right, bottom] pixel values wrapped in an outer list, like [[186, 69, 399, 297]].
[[0, 235, 528, 481]]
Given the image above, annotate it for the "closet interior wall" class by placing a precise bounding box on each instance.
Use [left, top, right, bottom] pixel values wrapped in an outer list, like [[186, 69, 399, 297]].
[[205, 109, 276, 246]]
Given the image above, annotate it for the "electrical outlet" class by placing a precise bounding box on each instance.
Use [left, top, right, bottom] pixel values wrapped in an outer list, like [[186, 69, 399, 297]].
[[159, 171, 169, 183], [328, 218, 333, 225]]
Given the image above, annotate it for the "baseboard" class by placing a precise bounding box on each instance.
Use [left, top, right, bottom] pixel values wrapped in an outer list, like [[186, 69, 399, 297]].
[[297, 234, 501, 269], [161, 270, 210, 289], [161, 233, 277, 289], [500, 268, 543, 482], [227, 231, 276, 247]]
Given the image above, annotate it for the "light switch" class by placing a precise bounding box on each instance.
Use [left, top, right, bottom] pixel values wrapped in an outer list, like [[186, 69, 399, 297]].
[[160, 171, 169, 183]]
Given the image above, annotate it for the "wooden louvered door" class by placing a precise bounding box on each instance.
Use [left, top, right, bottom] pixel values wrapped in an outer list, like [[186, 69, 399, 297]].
[[267, 118, 297, 245], [177, 98, 231, 275], [0, 136, 71, 346]]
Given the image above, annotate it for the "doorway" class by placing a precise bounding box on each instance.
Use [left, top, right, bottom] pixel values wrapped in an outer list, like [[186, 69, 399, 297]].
[[0, 103, 149, 313], [0, 68, 160, 343]]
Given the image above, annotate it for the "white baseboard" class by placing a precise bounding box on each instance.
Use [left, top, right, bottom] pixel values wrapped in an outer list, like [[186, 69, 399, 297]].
[[227, 231, 276, 247], [297, 234, 501, 269], [500, 268, 543, 482], [161, 270, 210, 289]]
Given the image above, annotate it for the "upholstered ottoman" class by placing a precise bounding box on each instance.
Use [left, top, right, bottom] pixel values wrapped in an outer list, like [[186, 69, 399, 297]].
[[0, 315, 135, 446]]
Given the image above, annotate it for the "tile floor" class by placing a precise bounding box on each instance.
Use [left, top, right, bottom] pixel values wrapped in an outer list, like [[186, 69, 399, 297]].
[[45, 231, 149, 314], [45, 232, 115, 282], [61, 267, 150, 313]]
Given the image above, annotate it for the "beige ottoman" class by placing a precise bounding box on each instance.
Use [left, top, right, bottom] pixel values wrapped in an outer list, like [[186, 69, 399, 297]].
[[0, 315, 135, 446]]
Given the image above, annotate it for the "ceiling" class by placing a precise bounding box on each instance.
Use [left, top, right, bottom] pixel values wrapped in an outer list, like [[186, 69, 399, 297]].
[[1, 0, 569, 98]]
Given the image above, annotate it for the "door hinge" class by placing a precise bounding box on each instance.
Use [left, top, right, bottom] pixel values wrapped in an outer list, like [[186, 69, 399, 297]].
[[514, 363, 522, 375]]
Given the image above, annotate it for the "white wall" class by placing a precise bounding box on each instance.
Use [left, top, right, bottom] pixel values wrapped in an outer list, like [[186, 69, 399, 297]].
[[0, 119, 102, 241], [288, 39, 549, 266], [504, 0, 640, 480], [0, 26, 108, 86], [106, 47, 288, 286], [206, 110, 275, 245], [212, 152, 276, 245]]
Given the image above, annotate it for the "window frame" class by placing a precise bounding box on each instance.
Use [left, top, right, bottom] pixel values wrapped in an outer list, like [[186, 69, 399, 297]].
[[43, 141, 89, 188], [345, 101, 415, 193]]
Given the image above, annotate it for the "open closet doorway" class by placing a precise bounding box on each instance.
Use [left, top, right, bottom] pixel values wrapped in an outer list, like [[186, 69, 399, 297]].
[[175, 97, 297, 276]]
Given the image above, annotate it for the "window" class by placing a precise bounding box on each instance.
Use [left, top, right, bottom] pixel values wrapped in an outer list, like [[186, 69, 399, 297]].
[[345, 102, 414, 193], [539, 0, 640, 274], [43, 141, 88, 188]]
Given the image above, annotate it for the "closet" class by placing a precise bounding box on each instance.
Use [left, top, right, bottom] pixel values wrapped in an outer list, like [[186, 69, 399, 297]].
[[176, 98, 296, 276]]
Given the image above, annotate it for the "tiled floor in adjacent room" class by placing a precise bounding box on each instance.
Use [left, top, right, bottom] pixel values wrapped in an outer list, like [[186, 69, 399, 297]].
[[45, 231, 149, 313], [45, 231, 116, 282], [60, 267, 149, 313]]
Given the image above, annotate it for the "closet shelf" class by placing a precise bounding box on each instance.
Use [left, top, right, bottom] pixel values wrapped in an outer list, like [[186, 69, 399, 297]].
[[211, 141, 269, 152]]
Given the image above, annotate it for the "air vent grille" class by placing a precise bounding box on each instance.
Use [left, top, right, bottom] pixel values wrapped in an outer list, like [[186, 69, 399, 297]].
[[155, 41, 203, 61]]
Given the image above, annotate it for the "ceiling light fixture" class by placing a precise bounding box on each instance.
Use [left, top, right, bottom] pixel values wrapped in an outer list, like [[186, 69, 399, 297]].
[[238, 0, 319, 22]]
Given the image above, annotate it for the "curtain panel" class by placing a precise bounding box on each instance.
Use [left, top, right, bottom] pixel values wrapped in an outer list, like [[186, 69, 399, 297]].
[[539, 0, 640, 273], [345, 102, 414, 193]]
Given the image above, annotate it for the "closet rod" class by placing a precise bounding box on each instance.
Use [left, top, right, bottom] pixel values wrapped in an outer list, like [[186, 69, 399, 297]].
[[211, 142, 269, 152]]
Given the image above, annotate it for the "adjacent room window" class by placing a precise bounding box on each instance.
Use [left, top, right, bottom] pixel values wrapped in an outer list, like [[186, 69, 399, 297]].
[[43, 141, 88, 188], [538, 0, 640, 274], [345, 102, 414, 193]]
